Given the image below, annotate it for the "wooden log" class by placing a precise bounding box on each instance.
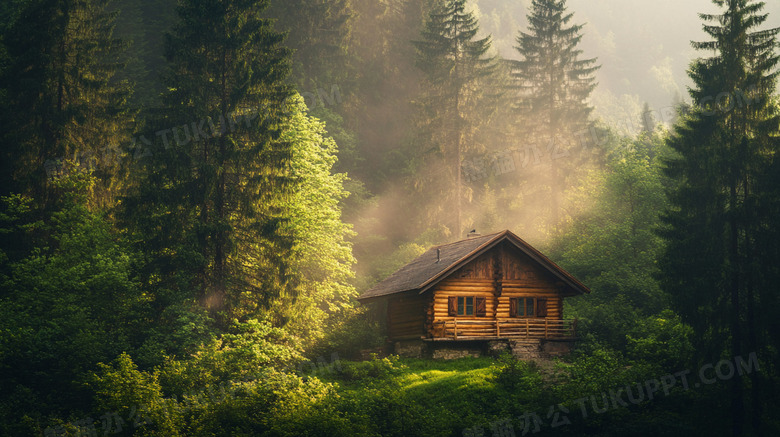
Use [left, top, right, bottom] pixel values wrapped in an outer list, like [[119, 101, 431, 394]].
[[389, 321, 422, 329], [436, 282, 496, 287], [390, 322, 424, 330]]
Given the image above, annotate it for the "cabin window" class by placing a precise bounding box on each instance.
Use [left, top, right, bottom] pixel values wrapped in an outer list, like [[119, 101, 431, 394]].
[[510, 297, 548, 318], [458, 296, 474, 316], [519, 298, 534, 317], [448, 296, 487, 317]]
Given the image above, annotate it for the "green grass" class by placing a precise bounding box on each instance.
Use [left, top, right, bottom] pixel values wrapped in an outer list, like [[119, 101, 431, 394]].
[[305, 355, 532, 436], [382, 357, 499, 408], [298, 354, 747, 437]]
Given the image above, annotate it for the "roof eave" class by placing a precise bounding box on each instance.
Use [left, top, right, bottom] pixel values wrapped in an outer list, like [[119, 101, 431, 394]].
[[357, 288, 419, 303]]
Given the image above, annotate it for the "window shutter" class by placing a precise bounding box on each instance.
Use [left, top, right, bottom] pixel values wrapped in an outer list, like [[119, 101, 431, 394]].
[[509, 298, 518, 317], [448, 297, 457, 316], [536, 298, 548, 317], [475, 297, 486, 317]]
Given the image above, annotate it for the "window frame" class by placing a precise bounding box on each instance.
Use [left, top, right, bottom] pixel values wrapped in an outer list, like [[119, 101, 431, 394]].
[[457, 296, 474, 316], [448, 296, 487, 317], [511, 297, 548, 318]]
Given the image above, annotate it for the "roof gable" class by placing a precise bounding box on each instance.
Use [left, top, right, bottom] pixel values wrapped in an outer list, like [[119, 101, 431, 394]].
[[358, 230, 590, 301]]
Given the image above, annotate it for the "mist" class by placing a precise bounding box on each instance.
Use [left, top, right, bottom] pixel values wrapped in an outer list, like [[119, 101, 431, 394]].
[[476, 0, 780, 132]]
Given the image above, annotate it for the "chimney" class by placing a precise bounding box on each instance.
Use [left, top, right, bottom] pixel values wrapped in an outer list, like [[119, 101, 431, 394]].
[[467, 229, 481, 239], [436, 248, 441, 263]]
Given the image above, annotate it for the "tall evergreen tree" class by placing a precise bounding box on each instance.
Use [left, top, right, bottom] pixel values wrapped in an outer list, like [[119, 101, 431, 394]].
[[343, 0, 425, 185], [111, 0, 177, 108], [660, 1, 779, 434], [513, 0, 599, 226], [413, 0, 498, 238], [124, 0, 296, 326], [0, 0, 133, 208], [267, 0, 352, 90], [640, 102, 656, 136]]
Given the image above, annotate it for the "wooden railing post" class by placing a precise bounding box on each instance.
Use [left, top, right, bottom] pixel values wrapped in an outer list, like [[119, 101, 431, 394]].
[[436, 318, 579, 340]]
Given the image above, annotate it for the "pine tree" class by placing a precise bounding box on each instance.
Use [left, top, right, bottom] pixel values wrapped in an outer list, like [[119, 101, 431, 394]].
[[640, 102, 656, 136], [267, 0, 352, 90], [0, 0, 133, 208], [111, 0, 161, 108], [513, 0, 599, 226], [413, 0, 498, 238], [342, 0, 425, 185], [660, 1, 779, 434], [124, 0, 296, 325]]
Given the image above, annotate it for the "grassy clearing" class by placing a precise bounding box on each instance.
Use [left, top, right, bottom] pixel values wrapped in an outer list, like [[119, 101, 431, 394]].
[[301, 354, 751, 437], [307, 355, 552, 436]]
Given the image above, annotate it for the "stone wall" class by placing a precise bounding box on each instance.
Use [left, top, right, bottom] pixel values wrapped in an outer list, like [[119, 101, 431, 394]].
[[509, 340, 544, 360], [540, 339, 575, 356], [430, 344, 483, 360], [392, 338, 576, 360], [394, 340, 426, 358]]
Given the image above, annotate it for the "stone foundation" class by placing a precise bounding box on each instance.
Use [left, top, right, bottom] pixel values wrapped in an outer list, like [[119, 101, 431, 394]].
[[540, 339, 575, 356], [487, 340, 510, 356], [430, 344, 483, 359], [392, 338, 576, 360], [394, 340, 426, 358], [508, 339, 544, 359]]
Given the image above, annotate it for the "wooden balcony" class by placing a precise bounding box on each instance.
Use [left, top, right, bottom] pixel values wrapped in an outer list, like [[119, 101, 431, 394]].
[[430, 318, 577, 340]]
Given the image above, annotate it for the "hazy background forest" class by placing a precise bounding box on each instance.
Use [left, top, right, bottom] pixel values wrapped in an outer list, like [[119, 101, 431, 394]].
[[0, 0, 779, 436], [482, 0, 780, 129]]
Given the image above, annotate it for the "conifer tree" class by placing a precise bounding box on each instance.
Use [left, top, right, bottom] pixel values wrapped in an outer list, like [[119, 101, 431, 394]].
[[640, 102, 656, 136], [413, 0, 497, 237], [0, 0, 133, 208], [660, 1, 779, 434], [124, 0, 296, 325], [513, 0, 599, 226], [267, 0, 352, 90]]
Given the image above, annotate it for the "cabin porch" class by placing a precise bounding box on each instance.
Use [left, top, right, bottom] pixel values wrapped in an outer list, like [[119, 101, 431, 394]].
[[429, 318, 577, 340]]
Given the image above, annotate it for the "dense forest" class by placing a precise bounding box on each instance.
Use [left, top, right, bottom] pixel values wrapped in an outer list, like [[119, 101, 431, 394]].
[[0, 0, 778, 436]]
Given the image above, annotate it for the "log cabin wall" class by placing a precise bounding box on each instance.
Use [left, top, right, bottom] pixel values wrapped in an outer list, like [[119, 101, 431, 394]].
[[430, 244, 565, 328], [387, 292, 429, 340]]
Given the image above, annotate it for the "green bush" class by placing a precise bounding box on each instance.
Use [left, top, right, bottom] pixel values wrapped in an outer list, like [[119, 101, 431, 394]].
[[311, 306, 385, 359], [626, 310, 693, 370], [492, 352, 543, 392], [336, 354, 406, 381]]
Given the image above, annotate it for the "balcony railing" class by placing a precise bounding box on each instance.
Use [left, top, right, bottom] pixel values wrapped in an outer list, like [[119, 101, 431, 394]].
[[431, 318, 576, 340]]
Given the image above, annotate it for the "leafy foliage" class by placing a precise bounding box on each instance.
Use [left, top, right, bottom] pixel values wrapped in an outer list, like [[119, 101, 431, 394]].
[[0, 176, 146, 430], [1, 0, 779, 435]]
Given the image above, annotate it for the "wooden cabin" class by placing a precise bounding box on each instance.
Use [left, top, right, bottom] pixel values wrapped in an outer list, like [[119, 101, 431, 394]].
[[358, 230, 590, 359]]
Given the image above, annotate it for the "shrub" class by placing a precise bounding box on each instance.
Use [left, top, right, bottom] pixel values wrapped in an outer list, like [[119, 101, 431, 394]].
[[336, 355, 406, 381]]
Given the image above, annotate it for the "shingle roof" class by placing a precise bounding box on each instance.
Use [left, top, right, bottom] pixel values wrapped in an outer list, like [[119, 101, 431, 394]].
[[357, 230, 590, 302]]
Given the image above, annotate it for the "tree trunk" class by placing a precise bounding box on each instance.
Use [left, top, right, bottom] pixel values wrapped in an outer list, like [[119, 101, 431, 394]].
[[744, 181, 761, 436], [454, 20, 462, 238], [729, 181, 744, 437]]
